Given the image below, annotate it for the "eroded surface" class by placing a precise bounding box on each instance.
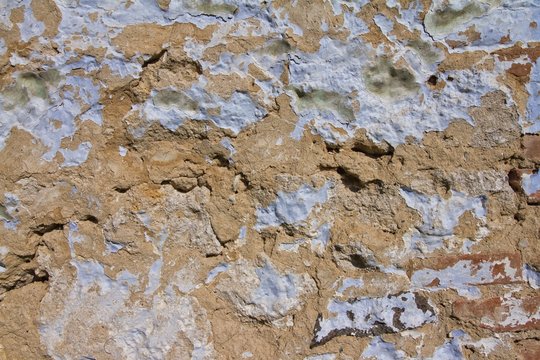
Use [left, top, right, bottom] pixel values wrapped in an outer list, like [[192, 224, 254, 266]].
[[0, 1, 539, 359]]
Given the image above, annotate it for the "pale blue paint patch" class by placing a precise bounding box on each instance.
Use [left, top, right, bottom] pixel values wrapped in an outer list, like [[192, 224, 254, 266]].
[[304, 354, 336, 360], [373, 14, 394, 36], [255, 182, 332, 230], [425, 0, 540, 52], [1, 193, 19, 230], [144, 259, 163, 295], [428, 336, 465, 360], [310, 223, 331, 254], [238, 226, 247, 240], [103, 57, 142, 79], [314, 292, 436, 345], [522, 171, 540, 195], [361, 336, 407, 360], [288, 35, 501, 146], [59, 142, 92, 167], [336, 278, 364, 297], [0, 38, 6, 56], [411, 256, 520, 299], [251, 261, 301, 318], [136, 211, 151, 227], [526, 58, 540, 133], [400, 189, 487, 253], [205, 263, 230, 284], [278, 239, 306, 252], [18, 3, 45, 42], [0, 71, 102, 166], [140, 82, 266, 135], [105, 241, 124, 254], [525, 264, 540, 289], [68, 221, 84, 257], [220, 137, 236, 162], [0, 246, 6, 273], [118, 146, 128, 157]]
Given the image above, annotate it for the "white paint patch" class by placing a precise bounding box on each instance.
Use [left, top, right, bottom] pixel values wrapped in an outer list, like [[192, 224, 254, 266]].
[[424, 0, 540, 52], [427, 336, 464, 360], [313, 292, 436, 345], [288, 36, 502, 146], [220, 137, 236, 161], [59, 142, 92, 167], [310, 223, 331, 255], [138, 83, 266, 135], [304, 354, 337, 360], [278, 239, 306, 252], [205, 263, 230, 284], [526, 58, 540, 133], [362, 330, 500, 359], [336, 278, 364, 297], [105, 240, 124, 254], [217, 258, 316, 320], [524, 265, 540, 289], [255, 182, 332, 230], [361, 336, 407, 360], [0, 38, 6, 56], [0, 193, 19, 230], [521, 171, 540, 196], [41, 223, 215, 359], [411, 256, 521, 299], [400, 189, 487, 254], [17, 3, 45, 42], [0, 254, 5, 273], [118, 146, 128, 157], [0, 71, 102, 166]]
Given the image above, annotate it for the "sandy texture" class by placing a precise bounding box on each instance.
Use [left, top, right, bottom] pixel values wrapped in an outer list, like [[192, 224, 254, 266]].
[[0, 1, 539, 359]]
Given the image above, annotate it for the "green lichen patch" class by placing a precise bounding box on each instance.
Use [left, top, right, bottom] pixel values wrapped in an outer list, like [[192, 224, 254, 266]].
[[185, 0, 238, 16], [407, 39, 441, 64], [363, 59, 419, 99], [260, 39, 292, 56], [0, 204, 14, 222], [424, 1, 491, 36], [153, 89, 198, 111], [2, 70, 62, 110], [294, 88, 355, 123]]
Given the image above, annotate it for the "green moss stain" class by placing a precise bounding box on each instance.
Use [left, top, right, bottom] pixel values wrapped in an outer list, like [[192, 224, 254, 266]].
[[407, 39, 441, 64], [363, 59, 418, 99], [424, 1, 492, 36], [294, 88, 355, 122], [153, 89, 198, 111], [0, 204, 13, 222], [3, 70, 62, 110], [260, 39, 292, 56], [184, 0, 238, 16]]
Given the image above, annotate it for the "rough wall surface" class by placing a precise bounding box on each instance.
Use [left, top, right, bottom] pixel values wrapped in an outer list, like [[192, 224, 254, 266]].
[[0, 0, 539, 359]]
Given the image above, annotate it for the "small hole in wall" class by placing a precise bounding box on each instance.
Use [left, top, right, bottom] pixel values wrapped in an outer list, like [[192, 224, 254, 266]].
[[349, 254, 371, 268], [427, 75, 438, 86]]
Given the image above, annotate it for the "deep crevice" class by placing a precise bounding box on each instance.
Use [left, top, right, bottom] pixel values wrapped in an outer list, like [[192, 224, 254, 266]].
[[142, 49, 167, 68], [336, 167, 364, 193], [113, 185, 131, 193], [81, 214, 99, 224], [32, 222, 65, 236]]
